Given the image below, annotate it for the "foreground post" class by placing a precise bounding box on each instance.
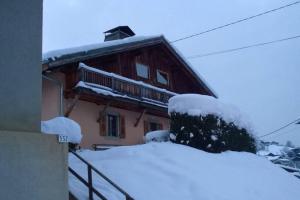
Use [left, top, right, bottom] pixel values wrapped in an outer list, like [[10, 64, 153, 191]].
[[0, 1, 68, 199]]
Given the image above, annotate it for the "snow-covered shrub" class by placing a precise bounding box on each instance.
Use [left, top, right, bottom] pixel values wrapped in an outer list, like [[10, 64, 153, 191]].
[[168, 94, 256, 153], [144, 130, 169, 143]]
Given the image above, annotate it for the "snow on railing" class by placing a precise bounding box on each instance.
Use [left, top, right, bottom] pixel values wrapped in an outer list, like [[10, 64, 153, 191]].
[[77, 63, 177, 106]]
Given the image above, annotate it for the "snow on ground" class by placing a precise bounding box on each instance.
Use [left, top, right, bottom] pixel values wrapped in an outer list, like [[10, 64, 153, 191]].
[[168, 94, 254, 134], [257, 144, 289, 156], [41, 117, 82, 143], [69, 142, 300, 200], [144, 130, 170, 143]]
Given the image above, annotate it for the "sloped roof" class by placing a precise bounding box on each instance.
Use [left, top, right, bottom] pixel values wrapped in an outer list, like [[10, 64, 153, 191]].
[[43, 36, 217, 97]]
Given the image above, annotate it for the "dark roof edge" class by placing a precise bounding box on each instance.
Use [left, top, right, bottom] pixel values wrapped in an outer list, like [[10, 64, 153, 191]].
[[43, 37, 163, 67], [159, 36, 217, 98]]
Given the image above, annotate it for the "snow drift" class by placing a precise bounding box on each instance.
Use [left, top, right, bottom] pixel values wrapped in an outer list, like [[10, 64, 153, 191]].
[[69, 142, 300, 200], [41, 117, 82, 143]]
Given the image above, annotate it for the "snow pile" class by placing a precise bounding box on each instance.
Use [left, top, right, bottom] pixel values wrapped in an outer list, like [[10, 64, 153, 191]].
[[41, 117, 82, 143], [267, 144, 288, 155], [168, 94, 254, 133], [144, 130, 170, 143], [257, 144, 289, 156], [69, 142, 300, 200]]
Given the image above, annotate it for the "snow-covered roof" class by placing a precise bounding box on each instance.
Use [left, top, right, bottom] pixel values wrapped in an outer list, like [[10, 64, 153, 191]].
[[43, 35, 217, 97], [43, 36, 159, 62]]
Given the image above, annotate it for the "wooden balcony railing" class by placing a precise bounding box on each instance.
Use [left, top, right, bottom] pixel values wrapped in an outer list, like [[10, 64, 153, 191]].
[[77, 65, 177, 106]]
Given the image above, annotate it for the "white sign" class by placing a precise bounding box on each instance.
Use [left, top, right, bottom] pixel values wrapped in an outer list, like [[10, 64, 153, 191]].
[[58, 135, 69, 143]]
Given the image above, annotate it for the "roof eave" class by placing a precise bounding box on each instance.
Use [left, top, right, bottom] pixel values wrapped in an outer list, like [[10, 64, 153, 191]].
[[43, 37, 164, 68], [159, 36, 218, 98]]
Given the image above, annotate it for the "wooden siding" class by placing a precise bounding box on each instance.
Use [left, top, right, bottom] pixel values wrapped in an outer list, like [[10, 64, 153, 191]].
[[59, 43, 211, 113]]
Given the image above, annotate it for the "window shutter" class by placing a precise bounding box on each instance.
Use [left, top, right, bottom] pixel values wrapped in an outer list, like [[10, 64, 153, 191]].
[[158, 123, 163, 130], [144, 120, 149, 135], [119, 115, 126, 138], [100, 115, 106, 136]]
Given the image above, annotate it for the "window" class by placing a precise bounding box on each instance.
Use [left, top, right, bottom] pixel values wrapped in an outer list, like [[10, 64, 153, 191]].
[[144, 120, 163, 135], [99, 112, 126, 138], [107, 114, 119, 137], [149, 122, 161, 132], [156, 70, 169, 85], [136, 62, 149, 79]]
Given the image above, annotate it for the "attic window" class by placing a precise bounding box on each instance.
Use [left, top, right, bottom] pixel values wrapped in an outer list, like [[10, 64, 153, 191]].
[[136, 62, 149, 79], [156, 70, 169, 85]]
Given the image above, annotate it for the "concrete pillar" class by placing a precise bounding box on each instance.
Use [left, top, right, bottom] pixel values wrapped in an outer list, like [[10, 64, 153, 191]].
[[0, 1, 68, 199], [0, 131, 69, 200], [0, 0, 42, 132]]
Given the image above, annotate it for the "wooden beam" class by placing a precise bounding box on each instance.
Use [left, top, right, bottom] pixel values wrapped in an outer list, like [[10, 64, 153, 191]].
[[97, 101, 111, 122], [134, 109, 146, 127], [64, 94, 80, 117]]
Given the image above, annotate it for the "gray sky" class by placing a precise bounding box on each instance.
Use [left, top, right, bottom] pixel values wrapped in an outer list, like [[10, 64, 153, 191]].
[[43, 0, 300, 145]]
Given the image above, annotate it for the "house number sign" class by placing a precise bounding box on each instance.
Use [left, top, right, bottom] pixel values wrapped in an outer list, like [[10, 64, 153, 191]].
[[58, 135, 69, 143]]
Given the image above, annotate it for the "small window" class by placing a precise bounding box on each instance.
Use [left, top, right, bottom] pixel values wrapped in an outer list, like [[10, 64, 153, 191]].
[[156, 70, 169, 85], [136, 62, 149, 79], [149, 122, 160, 132], [107, 114, 119, 137], [144, 120, 163, 135]]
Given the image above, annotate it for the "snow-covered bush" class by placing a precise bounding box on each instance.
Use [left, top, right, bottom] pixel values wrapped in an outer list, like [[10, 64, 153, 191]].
[[168, 94, 256, 153], [144, 130, 169, 143], [41, 117, 82, 144]]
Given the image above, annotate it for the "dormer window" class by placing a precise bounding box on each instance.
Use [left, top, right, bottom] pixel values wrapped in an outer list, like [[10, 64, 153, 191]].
[[136, 62, 149, 79], [156, 70, 169, 85]]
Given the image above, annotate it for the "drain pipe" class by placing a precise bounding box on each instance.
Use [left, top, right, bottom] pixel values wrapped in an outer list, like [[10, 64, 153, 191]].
[[42, 74, 64, 116]]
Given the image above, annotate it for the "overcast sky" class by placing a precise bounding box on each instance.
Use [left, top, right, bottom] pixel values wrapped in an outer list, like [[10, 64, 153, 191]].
[[43, 0, 300, 145]]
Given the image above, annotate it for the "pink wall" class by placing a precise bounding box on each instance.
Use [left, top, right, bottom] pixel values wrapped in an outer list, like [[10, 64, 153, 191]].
[[42, 73, 65, 119], [42, 74, 170, 149]]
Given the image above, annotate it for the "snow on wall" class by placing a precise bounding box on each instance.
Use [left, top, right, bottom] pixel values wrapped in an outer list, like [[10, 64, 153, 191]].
[[168, 94, 255, 134], [41, 117, 82, 143]]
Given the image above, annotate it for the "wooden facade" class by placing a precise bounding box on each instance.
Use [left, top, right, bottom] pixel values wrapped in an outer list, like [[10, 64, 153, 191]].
[[61, 44, 210, 97]]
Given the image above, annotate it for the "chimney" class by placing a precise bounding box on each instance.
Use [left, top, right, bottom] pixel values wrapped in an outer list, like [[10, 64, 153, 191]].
[[104, 26, 135, 42]]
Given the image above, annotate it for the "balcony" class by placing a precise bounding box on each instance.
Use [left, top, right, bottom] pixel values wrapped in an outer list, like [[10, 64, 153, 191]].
[[75, 63, 177, 108]]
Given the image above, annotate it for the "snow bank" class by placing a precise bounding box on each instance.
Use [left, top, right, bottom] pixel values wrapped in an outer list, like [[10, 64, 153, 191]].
[[69, 142, 300, 200], [144, 130, 170, 143], [168, 94, 254, 134], [41, 117, 82, 143]]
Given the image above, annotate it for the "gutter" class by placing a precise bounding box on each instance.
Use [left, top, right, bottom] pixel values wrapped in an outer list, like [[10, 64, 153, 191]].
[[42, 74, 64, 116]]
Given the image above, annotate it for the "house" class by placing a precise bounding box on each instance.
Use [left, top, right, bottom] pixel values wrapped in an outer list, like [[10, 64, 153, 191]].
[[42, 26, 216, 148]]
